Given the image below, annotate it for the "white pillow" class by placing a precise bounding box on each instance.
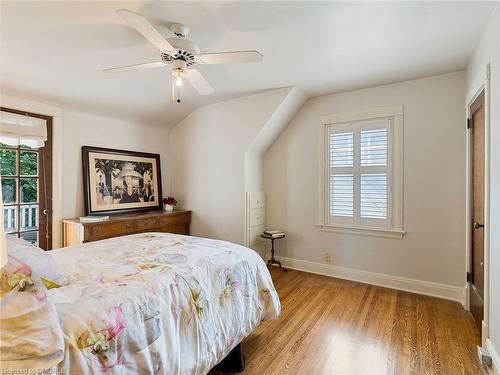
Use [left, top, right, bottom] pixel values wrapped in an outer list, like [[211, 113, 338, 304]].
[[6, 235, 69, 286], [0, 254, 65, 369]]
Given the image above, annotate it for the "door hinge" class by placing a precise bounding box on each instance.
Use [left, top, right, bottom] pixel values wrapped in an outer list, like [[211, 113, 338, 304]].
[[467, 118, 471, 129], [467, 271, 471, 282]]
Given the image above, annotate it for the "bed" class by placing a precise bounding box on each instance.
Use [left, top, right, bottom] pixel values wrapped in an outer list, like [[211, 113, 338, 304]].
[[1, 232, 281, 374]]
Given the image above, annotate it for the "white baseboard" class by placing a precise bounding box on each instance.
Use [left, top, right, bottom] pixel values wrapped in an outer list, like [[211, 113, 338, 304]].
[[483, 321, 489, 345], [275, 255, 466, 305], [486, 339, 500, 374]]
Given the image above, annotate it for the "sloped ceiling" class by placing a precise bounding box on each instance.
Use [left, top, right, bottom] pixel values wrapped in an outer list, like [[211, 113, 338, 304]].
[[0, 1, 495, 127]]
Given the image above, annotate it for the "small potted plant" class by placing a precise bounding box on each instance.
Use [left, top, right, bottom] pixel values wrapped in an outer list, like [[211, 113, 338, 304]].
[[162, 196, 177, 212]]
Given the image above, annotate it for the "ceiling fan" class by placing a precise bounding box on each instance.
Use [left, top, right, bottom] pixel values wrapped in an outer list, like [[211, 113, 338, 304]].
[[104, 9, 264, 103]]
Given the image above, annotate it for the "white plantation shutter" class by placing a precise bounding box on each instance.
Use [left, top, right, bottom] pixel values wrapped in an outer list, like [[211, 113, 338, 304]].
[[360, 127, 388, 221], [330, 132, 354, 167], [329, 131, 354, 220], [360, 173, 387, 219], [327, 119, 391, 228], [330, 174, 353, 217], [360, 128, 387, 166]]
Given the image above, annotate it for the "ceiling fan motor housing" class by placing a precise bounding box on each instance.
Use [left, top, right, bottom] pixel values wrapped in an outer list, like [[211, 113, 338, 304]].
[[170, 23, 189, 38], [162, 37, 200, 67]]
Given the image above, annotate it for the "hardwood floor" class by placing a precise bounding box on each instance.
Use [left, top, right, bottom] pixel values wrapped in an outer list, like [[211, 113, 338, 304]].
[[215, 268, 485, 375]]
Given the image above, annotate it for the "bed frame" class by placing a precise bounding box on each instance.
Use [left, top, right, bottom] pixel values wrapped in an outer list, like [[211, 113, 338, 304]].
[[216, 344, 245, 373]]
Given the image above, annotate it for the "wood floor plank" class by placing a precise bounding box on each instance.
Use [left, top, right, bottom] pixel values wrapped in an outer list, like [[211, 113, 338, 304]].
[[212, 268, 485, 375]]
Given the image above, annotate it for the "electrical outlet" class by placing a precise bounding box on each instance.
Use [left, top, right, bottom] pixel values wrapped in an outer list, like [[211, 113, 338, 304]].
[[324, 252, 332, 263]]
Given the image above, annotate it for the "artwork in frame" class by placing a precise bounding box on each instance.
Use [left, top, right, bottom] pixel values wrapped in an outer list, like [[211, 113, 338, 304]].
[[82, 146, 163, 215]]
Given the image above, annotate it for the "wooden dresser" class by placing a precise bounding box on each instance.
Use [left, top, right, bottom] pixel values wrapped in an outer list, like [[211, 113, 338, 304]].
[[62, 210, 191, 247]]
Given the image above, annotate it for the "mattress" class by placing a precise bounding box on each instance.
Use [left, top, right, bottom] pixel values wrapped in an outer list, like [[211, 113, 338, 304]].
[[47, 232, 281, 374]]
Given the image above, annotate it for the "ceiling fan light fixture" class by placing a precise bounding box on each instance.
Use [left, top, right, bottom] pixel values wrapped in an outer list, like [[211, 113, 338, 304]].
[[171, 60, 187, 103], [172, 80, 181, 103], [172, 67, 185, 82]]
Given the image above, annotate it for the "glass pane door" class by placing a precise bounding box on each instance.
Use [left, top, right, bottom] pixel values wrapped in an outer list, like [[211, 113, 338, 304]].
[[1, 144, 40, 245]]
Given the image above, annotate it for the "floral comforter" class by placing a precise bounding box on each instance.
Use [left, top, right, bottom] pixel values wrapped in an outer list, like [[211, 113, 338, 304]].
[[48, 233, 280, 375]]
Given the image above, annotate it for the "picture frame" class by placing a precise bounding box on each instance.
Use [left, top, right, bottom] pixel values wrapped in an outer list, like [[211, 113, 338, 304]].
[[82, 146, 163, 215]]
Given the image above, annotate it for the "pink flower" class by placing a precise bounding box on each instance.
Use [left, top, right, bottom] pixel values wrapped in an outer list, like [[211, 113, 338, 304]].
[[101, 306, 127, 340], [8, 255, 32, 276], [34, 286, 47, 303], [97, 352, 124, 372]]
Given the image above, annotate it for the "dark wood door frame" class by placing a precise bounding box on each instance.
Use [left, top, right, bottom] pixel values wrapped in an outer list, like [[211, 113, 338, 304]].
[[468, 91, 485, 334], [466, 86, 490, 345], [1, 107, 53, 250]]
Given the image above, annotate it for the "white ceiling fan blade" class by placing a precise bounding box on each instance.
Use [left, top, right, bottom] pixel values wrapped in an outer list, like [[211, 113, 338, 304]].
[[195, 50, 263, 65], [117, 9, 176, 53], [185, 69, 214, 95], [103, 61, 167, 73]]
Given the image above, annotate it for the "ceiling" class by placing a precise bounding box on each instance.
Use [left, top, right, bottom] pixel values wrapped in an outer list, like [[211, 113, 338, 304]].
[[0, 1, 495, 128]]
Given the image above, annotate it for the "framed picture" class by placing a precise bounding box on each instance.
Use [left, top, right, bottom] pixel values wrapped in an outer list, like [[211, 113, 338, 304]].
[[82, 146, 162, 215]]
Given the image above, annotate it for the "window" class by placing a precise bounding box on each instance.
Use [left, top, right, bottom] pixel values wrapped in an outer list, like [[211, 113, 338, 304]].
[[318, 106, 404, 238], [0, 108, 53, 249], [1, 144, 40, 244]]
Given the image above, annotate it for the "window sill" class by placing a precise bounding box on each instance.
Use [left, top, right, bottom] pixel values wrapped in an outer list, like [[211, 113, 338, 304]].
[[316, 224, 406, 239]]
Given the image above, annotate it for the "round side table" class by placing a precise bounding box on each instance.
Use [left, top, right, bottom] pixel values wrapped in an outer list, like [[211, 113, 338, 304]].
[[260, 232, 286, 271]]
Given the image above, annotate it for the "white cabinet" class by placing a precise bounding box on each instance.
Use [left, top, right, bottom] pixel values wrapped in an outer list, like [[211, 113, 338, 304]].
[[246, 191, 266, 250], [249, 207, 265, 227], [249, 225, 266, 247], [249, 191, 265, 209]]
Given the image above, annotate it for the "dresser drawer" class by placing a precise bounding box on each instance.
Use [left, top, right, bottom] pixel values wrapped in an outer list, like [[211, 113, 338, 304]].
[[249, 208, 265, 227], [158, 213, 188, 227], [90, 221, 137, 239], [135, 218, 157, 232], [159, 223, 189, 235], [249, 224, 265, 246], [249, 191, 265, 209]]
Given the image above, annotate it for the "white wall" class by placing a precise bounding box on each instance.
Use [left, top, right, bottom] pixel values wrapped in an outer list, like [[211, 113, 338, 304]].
[[61, 110, 170, 219], [466, 4, 500, 371], [264, 71, 466, 288], [169, 88, 299, 245], [244, 87, 306, 193]]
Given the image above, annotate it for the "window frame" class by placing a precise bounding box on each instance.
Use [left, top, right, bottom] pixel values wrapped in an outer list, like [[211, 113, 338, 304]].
[[1, 107, 53, 250], [1, 144, 40, 240], [317, 106, 405, 238]]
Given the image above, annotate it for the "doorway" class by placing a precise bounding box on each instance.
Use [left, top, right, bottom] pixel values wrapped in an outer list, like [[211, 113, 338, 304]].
[[0, 107, 53, 250], [468, 90, 485, 333]]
